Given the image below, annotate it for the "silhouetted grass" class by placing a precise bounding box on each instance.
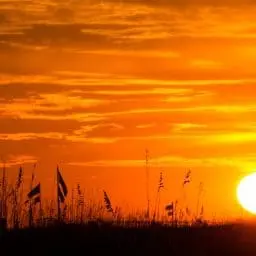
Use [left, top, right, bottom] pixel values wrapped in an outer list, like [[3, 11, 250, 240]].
[[1, 165, 253, 255]]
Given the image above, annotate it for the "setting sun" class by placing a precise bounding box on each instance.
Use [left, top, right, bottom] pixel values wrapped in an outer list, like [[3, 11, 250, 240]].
[[237, 173, 256, 215]]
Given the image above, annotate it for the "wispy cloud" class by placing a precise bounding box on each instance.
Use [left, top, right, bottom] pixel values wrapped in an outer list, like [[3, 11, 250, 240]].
[[67, 154, 256, 170], [0, 154, 38, 168], [0, 132, 65, 141]]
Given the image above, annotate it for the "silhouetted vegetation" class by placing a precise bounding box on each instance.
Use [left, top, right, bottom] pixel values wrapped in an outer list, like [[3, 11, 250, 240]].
[[0, 163, 206, 229], [0, 163, 252, 255]]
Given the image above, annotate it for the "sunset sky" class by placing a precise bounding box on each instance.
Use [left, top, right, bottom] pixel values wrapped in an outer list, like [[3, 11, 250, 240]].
[[1, 0, 256, 220]]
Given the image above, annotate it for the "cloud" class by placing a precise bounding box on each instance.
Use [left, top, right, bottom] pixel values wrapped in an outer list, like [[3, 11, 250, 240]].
[[136, 123, 156, 129], [66, 154, 256, 169], [0, 118, 81, 134], [106, 0, 256, 7], [172, 123, 208, 132], [68, 49, 180, 59], [2, 78, 256, 145], [1, 2, 256, 54], [0, 132, 65, 141], [0, 154, 38, 168]]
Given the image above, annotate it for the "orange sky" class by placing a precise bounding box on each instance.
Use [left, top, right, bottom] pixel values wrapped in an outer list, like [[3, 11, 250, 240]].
[[1, 0, 256, 220]]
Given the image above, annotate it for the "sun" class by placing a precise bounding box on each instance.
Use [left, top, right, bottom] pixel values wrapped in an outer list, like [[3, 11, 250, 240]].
[[237, 172, 256, 214]]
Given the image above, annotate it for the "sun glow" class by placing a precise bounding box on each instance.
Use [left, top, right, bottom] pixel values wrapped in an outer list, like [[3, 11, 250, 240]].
[[237, 173, 256, 215]]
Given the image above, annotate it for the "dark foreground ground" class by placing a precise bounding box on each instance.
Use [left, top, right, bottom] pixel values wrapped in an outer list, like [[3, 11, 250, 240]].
[[1, 222, 256, 255]]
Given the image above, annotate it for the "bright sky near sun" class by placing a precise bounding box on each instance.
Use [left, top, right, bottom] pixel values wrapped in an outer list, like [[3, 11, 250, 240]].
[[1, 0, 256, 220]]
